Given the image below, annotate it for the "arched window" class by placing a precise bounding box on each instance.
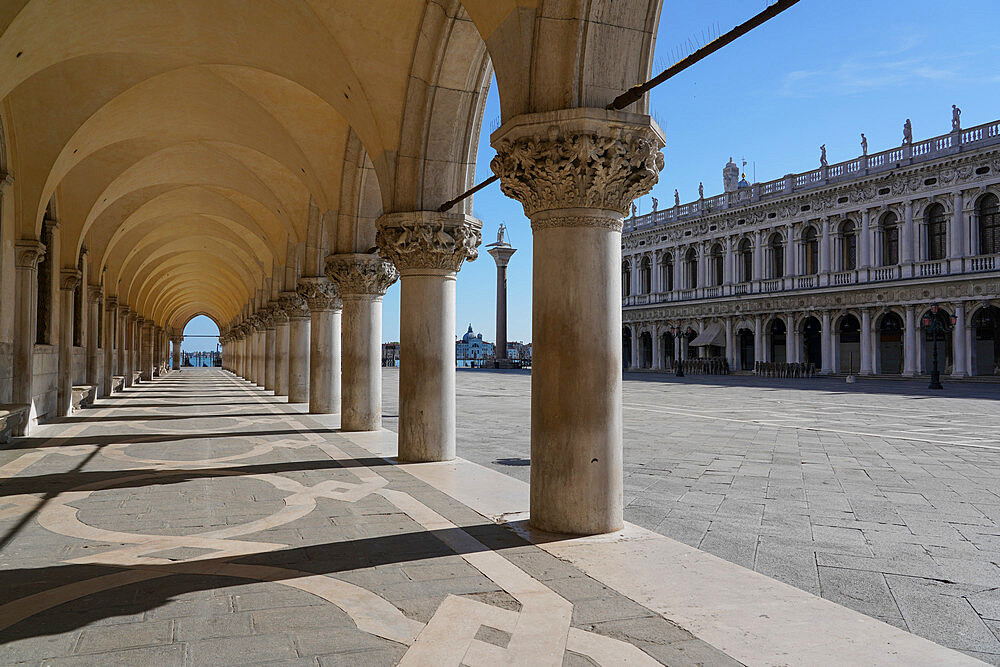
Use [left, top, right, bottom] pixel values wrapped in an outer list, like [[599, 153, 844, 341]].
[[802, 226, 819, 275], [622, 261, 631, 297], [880, 212, 899, 266], [660, 252, 674, 291], [768, 233, 784, 278], [685, 248, 698, 288], [710, 243, 724, 286], [926, 203, 947, 261], [840, 220, 857, 270], [738, 238, 753, 282], [639, 256, 651, 294], [978, 193, 999, 255]]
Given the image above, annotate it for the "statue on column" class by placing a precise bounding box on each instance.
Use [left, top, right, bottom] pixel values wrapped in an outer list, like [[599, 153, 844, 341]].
[[698, 182, 704, 199], [952, 105, 961, 131], [651, 197, 658, 212], [860, 133, 868, 156], [903, 118, 912, 145], [819, 144, 827, 167], [497, 223, 506, 245]]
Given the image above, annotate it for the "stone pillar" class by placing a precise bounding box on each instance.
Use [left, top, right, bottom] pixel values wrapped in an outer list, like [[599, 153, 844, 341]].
[[116, 305, 126, 383], [629, 328, 639, 370], [103, 297, 118, 394], [263, 307, 277, 391], [673, 332, 681, 362], [903, 305, 917, 377], [280, 292, 311, 403], [376, 212, 481, 461], [121, 307, 133, 387], [860, 308, 873, 375], [491, 107, 664, 535], [753, 231, 763, 283], [819, 218, 832, 280], [171, 337, 182, 371], [57, 270, 81, 416], [488, 243, 517, 361], [953, 302, 968, 377], [129, 314, 140, 384], [153, 326, 162, 376], [901, 200, 915, 275], [786, 315, 797, 364], [651, 327, 661, 370], [724, 318, 735, 370], [753, 315, 763, 366], [140, 319, 153, 380], [327, 254, 398, 430], [273, 307, 290, 396], [86, 287, 102, 397], [297, 277, 342, 414], [252, 319, 265, 385], [12, 241, 45, 428], [821, 310, 833, 374]]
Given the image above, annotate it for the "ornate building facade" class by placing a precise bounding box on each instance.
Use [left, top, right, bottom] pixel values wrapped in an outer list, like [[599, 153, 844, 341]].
[[622, 117, 1000, 378]]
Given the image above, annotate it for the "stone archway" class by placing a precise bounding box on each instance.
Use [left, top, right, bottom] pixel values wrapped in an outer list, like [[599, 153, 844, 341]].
[[971, 305, 1000, 375], [737, 327, 755, 371], [800, 316, 822, 369], [876, 312, 904, 374], [837, 314, 860, 373], [767, 318, 786, 362], [920, 307, 953, 375], [639, 331, 653, 369]]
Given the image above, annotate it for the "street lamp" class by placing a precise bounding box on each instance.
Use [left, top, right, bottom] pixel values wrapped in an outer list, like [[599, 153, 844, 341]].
[[921, 302, 956, 390], [670, 325, 684, 377]]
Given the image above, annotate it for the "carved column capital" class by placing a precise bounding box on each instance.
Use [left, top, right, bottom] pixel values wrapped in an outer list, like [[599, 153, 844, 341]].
[[271, 302, 289, 325], [258, 305, 276, 329], [88, 285, 103, 304], [490, 108, 664, 228], [325, 253, 399, 298], [297, 276, 341, 312], [279, 290, 310, 320], [59, 269, 81, 291], [14, 240, 46, 269], [105, 296, 118, 312], [375, 212, 482, 273], [247, 314, 265, 333]]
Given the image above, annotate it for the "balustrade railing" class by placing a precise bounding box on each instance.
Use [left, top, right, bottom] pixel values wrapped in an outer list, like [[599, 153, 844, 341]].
[[761, 279, 781, 292], [734, 282, 750, 295], [796, 276, 815, 289], [969, 254, 997, 272], [872, 266, 897, 282], [832, 271, 855, 285], [704, 286, 721, 298], [917, 260, 944, 277]]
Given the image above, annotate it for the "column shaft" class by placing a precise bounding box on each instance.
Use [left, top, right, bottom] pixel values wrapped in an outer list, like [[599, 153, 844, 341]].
[[903, 306, 917, 376], [288, 319, 310, 403], [274, 320, 290, 396], [860, 309, 873, 375], [265, 326, 277, 391], [57, 273, 78, 416]]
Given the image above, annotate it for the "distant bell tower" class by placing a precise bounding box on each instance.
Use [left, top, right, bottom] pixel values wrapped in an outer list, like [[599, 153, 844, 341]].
[[723, 157, 739, 193]]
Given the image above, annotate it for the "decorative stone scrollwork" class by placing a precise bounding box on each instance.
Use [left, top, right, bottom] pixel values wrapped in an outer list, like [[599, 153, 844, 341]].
[[59, 269, 81, 291], [490, 108, 665, 221], [258, 306, 275, 329], [247, 315, 265, 332], [325, 253, 398, 297], [14, 240, 46, 269], [271, 301, 289, 324], [297, 276, 341, 312], [279, 290, 310, 320], [375, 212, 482, 272]]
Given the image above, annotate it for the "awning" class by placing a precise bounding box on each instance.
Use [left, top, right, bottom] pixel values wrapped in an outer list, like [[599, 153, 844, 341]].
[[689, 323, 725, 347]]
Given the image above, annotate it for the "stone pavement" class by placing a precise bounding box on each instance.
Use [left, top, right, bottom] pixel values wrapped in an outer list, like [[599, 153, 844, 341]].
[[408, 369, 1000, 664], [0, 369, 738, 666]]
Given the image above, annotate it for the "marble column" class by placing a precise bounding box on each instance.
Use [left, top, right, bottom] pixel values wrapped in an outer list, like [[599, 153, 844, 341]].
[[786, 315, 797, 364], [153, 326, 162, 376], [491, 107, 664, 535], [264, 305, 277, 391], [281, 292, 311, 403], [651, 327, 661, 370], [819, 218, 832, 282], [57, 270, 81, 416], [116, 305, 126, 384], [821, 310, 833, 374], [86, 287, 102, 397], [753, 315, 763, 366], [129, 313, 140, 384], [298, 277, 341, 414], [326, 253, 399, 431], [273, 307, 290, 397], [251, 318, 265, 385], [950, 190, 965, 273], [140, 319, 153, 380], [629, 328, 639, 370], [903, 305, 917, 377], [725, 318, 735, 370], [901, 201, 915, 276], [121, 307, 133, 387], [377, 212, 481, 462], [488, 243, 517, 361], [103, 297, 117, 394], [860, 209, 872, 269], [860, 308, 873, 375], [953, 302, 968, 377], [12, 241, 45, 430], [753, 231, 764, 283]]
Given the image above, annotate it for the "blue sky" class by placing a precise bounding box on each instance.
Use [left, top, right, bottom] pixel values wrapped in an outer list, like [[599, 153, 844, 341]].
[[187, 0, 1000, 348]]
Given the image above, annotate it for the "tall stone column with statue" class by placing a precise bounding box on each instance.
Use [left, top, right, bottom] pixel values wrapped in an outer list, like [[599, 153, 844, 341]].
[[376, 212, 481, 462], [487, 224, 516, 364], [326, 253, 398, 431], [297, 277, 341, 414], [491, 108, 664, 535]]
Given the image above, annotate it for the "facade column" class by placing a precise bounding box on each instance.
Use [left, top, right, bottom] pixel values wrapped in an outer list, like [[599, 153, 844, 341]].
[[297, 277, 342, 414], [819, 218, 832, 283], [280, 292, 311, 403], [786, 314, 797, 363], [273, 307, 290, 396], [103, 297, 117, 394], [903, 305, 917, 377], [263, 307, 277, 391], [673, 331, 681, 362], [950, 190, 965, 273], [784, 223, 795, 283], [140, 319, 153, 380], [153, 326, 162, 376], [953, 302, 968, 377], [492, 108, 663, 535], [860, 308, 873, 375], [651, 326, 661, 370], [860, 209, 872, 269], [129, 313, 140, 383], [820, 310, 833, 374], [171, 336, 182, 371], [12, 241, 46, 431], [57, 270, 81, 416], [86, 286, 102, 397], [753, 315, 764, 365], [673, 247, 683, 291], [116, 305, 126, 383], [252, 318, 265, 385], [121, 307, 133, 387], [629, 326, 639, 370], [326, 254, 398, 429], [901, 200, 915, 276], [724, 318, 735, 370], [376, 212, 481, 461]]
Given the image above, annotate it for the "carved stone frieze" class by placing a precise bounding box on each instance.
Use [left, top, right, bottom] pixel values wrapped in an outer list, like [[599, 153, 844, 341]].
[[325, 253, 399, 297], [297, 276, 341, 312], [375, 212, 481, 272], [490, 108, 665, 219]]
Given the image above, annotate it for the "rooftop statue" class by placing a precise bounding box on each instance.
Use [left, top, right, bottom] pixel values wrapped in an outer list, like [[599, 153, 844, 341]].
[[952, 105, 962, 131], [674, 189, 680, 207], [861, 133, 868, 156], [497, 223, 506, 245], [651, 197, 658, 212], [903, 118, 912, 145], [820, 144, 827, 167], [699, 182, 704, 199]]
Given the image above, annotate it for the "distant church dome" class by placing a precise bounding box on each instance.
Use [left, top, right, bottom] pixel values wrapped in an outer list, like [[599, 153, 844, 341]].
[[737, 172, 751, 189], [462, 323, 482, 343]]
